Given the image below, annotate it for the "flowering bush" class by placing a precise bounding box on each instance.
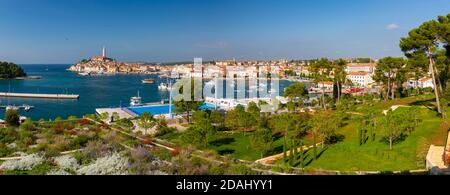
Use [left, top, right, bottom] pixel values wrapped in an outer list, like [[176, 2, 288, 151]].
[[147, 170, 169, 175], [0, 153, 44, 171], [77, 152, 129, 175], [46, 169, 72, 175], [54, 155, 80, 170]]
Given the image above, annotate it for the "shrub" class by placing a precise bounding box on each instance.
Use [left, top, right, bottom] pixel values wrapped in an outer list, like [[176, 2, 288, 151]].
[[82, 140, 111, 159], [0, 143, 12, 157], [209, 165, 225, 175], [416, 137, 430, 167], [171, 148, 181, 157], [0, 153, 44, 171], [155, 126, 176, 137], [0, 127, 18, 144], [72, 151, 91, 165], [70, 135, 90, 148], [19, 118, 35, 131], [27, 161, 54, 175], [77, 119, 91, 125], [54, 155, 80, 170], [117, 118, 134, 129], [5, 109, 20, 127], [226, 164, 256, 175], [47, 169, 72, 175], [67, 116, 78, 121], [151, 148, 172, 161], [76, 152, 129, 175]]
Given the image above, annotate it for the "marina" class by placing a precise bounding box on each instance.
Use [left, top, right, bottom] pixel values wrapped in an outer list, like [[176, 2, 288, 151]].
[[0, 64, 295, 119]]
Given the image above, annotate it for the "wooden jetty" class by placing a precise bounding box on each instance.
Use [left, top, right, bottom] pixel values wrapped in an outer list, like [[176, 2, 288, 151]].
[[0, 92, 79, 99]]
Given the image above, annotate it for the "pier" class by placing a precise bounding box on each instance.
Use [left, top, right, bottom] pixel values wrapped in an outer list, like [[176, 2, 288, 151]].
[[0, 92, 79, 99]]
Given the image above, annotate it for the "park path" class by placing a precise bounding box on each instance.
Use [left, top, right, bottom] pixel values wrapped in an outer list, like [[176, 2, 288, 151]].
[[255, 143, 322, 166]]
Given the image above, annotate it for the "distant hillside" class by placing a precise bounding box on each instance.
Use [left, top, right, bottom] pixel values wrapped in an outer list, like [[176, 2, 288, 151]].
[[0, 61, 27, 79]]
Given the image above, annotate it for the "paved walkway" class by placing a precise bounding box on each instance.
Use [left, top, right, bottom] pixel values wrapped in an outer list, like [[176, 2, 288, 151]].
[[426, 131, 450, 174], [255, 143, 321, 166], [382, 105, 411, 115]]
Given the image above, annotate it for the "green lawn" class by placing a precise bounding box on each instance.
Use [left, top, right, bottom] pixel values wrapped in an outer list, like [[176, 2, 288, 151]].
[[160, 95, 448, 171], [206, 132, 286, 161], [298, 106, 443, 171], [160, 131, 286, 161]]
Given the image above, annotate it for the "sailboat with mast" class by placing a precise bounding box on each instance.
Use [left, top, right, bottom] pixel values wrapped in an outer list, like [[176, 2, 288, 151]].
[[129, 91, 143, 107]]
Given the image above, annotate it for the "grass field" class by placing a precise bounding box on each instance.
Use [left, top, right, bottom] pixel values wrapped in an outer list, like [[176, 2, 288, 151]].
[[293, 102, 445, 171], [161, 95, 449, 171], [161, 131, 286, 161]]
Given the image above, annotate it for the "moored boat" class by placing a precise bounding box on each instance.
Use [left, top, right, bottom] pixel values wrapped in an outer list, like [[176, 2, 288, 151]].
[[142, 78, 155, 84], [130, 91, 143, 107], [158, 83, 172, 91]]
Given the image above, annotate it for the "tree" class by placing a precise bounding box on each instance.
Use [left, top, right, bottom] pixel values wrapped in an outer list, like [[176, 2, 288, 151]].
[[111, 112, 120, 122], [284, 82, 309, 112], [405, 51, 429, 95], [183, 111, 216, 147], [286, 101, 296, 113], [380, 110, 406, 150], [373, 57, 406, 100], [0, 61, 26, 79], [400, 18, 444, 115], [138, 112, 156, 133], [308, 111, 338, 159], [173, 78, 203, 123], [5, 109, 20, 127], [210, 111, 225, 128], [247, 102, 260, 114], [250, 127, 273, 158], [333, 59, 348, 104], [310, 58, 333, 109], [225, 105, 257, 131], [269, 113, 297, 163], [99, 112, 110, 121]]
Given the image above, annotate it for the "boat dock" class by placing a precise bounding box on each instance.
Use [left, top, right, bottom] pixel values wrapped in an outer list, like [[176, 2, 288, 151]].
[[0, 92, 79, 99]]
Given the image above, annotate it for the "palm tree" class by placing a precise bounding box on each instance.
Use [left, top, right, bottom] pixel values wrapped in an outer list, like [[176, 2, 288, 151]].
[[333, 59, 348, 104], [310, 58, 333, 110], [138, 112, 156, 134]]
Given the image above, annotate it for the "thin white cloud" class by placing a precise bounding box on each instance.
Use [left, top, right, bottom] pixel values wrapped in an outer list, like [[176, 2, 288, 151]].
[[386, 23, 400, 30]]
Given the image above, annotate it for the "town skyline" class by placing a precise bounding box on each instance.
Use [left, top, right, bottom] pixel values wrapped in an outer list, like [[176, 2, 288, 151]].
[[1, 0, 450, 64]]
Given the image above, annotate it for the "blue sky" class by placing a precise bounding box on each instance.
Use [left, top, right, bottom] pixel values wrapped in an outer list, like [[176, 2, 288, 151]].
[[0, 0, 449, 64]]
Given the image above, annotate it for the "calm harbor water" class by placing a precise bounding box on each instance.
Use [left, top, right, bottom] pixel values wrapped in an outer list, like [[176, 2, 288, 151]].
[[0, 64, 296, 120]]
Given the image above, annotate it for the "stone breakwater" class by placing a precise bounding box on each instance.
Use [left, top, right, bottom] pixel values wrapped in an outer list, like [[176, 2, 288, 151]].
[[0, 92, 79, 99]]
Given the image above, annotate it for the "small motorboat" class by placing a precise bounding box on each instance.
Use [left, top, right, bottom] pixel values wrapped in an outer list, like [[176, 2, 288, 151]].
[[78, 72, 90, 76], [142, 78, 155, 84]]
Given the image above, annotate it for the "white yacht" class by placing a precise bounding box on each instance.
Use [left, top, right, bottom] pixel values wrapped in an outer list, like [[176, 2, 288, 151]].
[[78, 72, 90, 76], [158, 83, 172, 91], [23, 105, 32, 112], [130, 91, 143, 107]]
